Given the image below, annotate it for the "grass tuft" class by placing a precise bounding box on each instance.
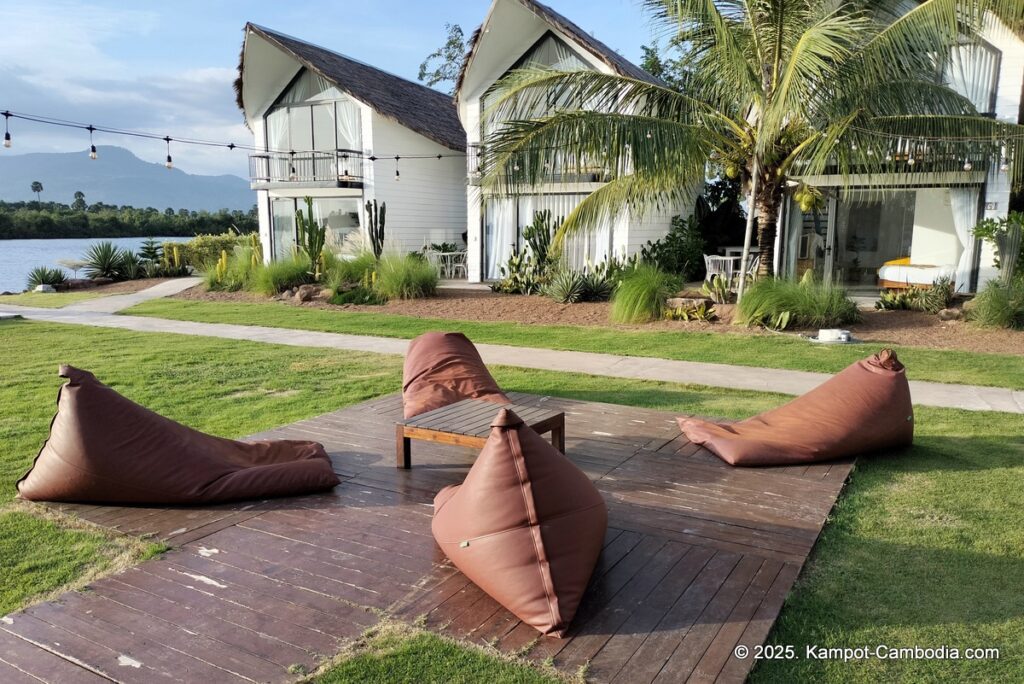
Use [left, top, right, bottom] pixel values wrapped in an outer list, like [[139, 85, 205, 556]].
[[609, 264, 676, 324], [736, 275, 859, 330]]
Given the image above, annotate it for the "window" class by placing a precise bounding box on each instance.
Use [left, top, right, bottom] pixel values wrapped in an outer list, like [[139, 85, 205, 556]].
[[264, 69, 362, 153], [269, 197, 362, 259], [481, 33, 590, 138], [943, 41, 1000, 115]]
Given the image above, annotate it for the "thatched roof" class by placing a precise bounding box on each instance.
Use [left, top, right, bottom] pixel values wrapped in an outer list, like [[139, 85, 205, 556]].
[[455, 0, 661, 101], [237, 24, 466, 151]]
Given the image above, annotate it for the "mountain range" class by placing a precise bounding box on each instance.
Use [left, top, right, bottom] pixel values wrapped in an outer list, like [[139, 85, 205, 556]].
[[0, 146, 255, 211]]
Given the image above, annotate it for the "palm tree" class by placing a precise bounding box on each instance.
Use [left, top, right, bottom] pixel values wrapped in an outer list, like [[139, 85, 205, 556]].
[[481, 0, 1024, 286], [30, 181, 43, 202]]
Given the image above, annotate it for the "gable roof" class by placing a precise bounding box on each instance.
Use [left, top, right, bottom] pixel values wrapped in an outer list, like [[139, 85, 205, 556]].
[[238, 24, 466, 151], [455, 0, 661, 101]]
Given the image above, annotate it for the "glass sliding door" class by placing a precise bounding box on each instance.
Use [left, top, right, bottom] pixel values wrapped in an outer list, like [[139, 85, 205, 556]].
[[271, 199, 297, 260], [833, 190, 915, 286]]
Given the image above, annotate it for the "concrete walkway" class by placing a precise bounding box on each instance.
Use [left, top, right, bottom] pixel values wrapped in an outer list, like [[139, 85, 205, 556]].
[[60, 276, 203, 313], [1, 284, 1021, 413]]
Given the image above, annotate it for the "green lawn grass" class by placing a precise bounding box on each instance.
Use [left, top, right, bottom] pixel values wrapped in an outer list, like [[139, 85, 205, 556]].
[[125, 299, 1024, 389], [0, 291, 108, 308], [2, 318, 1022, 681]]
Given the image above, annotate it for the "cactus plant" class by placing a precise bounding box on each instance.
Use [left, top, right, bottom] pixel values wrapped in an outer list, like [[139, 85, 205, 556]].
[[365, 199, 387, 260], [295, 196, 327, 280]]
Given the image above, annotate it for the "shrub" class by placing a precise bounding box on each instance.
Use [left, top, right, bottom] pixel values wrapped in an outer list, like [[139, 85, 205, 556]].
[[968, 276, 1024, 329], [330, 286, 387, 305], [736, 273, 859, 330], [544, 270, 586, 303], [374, 253, 438, 299], [249, 253, 314, 296], [610, 264, 678, 324], [492, 252, 546, 295], [325, 251, 377, 291], [83, 241, 124, 280], [544, 266, 616, 303], [205, 246, 258, 292], [26, 266, 67, 290], [119, 250, 143, 280], [164, 233, 242, 269], [665, 301, 717, 322], [640, 215, 706, 281], [875, 276, 955, 314]]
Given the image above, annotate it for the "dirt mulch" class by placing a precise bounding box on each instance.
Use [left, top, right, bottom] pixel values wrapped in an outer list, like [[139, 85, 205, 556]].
[[171, 286, 1023, 356], [78, 278, 174, 296]]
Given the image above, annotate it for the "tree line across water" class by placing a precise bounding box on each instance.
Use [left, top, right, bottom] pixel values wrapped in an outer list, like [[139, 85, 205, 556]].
[[0, 191, 258, 239]]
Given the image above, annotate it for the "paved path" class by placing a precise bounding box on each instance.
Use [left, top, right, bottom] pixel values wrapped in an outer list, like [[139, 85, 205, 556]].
[[2, 289, 1021, 413], [61, 277, 203, 313]]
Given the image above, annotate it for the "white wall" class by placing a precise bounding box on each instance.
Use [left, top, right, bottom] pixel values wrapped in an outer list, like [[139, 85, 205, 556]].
[[910, 189, 961, 266], [369, 113, 467, 254]]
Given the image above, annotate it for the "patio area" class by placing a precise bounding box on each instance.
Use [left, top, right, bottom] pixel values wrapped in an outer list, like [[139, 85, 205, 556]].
[[0, 391, 855, 683]]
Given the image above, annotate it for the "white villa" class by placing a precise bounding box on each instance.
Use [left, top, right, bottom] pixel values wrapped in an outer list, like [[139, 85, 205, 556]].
[[235, 24, 467, 261], [235, 4, 1022, 294], [455, 0, 689, 282], [783, 10, 1024, 293]]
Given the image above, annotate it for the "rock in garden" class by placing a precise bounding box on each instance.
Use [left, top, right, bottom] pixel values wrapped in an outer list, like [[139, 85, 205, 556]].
[[295, 284, 319, 302], [33, 284, 57, 293], [937, 308, 962, 321]]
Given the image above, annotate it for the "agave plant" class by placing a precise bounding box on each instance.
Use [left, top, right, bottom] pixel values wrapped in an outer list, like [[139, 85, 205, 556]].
[[83, 241, 124, 280], [26, 266, 67, 290], [482, 0, 1024, 281]]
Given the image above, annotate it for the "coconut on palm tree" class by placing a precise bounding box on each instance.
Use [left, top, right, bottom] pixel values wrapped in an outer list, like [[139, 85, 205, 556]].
[[480, 0, 1024, 286]]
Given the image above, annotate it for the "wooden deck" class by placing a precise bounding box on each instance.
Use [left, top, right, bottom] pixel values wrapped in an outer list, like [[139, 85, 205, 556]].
[[1, 393, 854, 683]]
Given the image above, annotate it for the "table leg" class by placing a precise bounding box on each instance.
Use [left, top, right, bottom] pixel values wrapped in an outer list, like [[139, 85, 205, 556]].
[[551, 421, 565, 454], [395, 424, 411, 469]]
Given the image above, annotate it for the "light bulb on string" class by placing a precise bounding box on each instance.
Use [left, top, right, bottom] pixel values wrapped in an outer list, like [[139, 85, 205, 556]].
[[394, 155, 400, 181], [963, 158, 973, 171], [340, 152, 350, 181], [164, 136, 173, 169], [288, 151, 297, 181], [88, 125, 97, 159], [2, 111, 10, 148]]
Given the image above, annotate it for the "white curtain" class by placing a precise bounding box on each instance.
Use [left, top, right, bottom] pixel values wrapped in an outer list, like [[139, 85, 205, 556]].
[[950, 187, 980, 292], [485, 199, 517, 279], [945, 44, 998, 113], [335, 99, 361, 151]]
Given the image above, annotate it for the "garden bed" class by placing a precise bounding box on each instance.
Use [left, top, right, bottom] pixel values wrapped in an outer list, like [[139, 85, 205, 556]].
[[171, 286, 1023, 355]]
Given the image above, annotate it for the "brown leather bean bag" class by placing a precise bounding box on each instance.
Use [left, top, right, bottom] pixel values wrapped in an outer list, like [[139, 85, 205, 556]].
[[16, 365, 340, 504], [680, 349, 914, 466], [402, 332, 509, 419], [432, 408, 607, 637]]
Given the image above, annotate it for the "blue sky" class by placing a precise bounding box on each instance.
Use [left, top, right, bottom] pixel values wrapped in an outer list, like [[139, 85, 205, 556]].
[[0, 0, 661, 178]]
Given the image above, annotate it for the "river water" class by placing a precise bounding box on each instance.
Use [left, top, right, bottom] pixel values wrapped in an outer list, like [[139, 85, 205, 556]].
[[0, 237, 181, 292]]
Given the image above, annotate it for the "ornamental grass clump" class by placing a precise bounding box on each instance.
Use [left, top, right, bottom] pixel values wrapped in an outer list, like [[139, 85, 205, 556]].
[[736, 273, 859, 330], [609, 263, 677, 324], [26, 266, 67, 290], [374, 253, 438, 299], [249, 253, 314, 296], [969, 276, 1024, 330]]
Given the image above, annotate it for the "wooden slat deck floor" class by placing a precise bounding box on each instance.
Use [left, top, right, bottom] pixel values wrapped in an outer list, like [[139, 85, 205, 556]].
[[1, 392, 854, 683]]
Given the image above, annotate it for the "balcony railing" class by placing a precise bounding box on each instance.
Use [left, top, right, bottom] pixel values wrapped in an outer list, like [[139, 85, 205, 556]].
[[468, 144, 610, 185], [249, 150, 364, 185]]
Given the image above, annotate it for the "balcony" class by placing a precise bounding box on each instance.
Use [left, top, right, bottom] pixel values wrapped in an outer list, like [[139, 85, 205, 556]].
[[248, 149, 364, 189]]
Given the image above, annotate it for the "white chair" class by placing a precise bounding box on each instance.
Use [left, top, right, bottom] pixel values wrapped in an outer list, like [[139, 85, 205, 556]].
[[704, 254, 734, 283], [450, 252, 468, 279]]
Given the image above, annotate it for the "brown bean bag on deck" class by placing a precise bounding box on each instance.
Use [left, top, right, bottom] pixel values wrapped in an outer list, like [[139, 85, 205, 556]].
[[402, 331, 509, 418], [680, 349, 913, 466], [16, 365, 340, 504], [432, 408, 607, 637]]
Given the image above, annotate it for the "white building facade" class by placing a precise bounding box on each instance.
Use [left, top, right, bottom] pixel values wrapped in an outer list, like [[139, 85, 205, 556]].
[[236, 24, 467, 262]]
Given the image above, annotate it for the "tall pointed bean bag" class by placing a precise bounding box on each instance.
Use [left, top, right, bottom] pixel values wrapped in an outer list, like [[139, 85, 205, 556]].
[[680, 349, 914, 466], [16, 365, 340, 504], [402, 331, 510, 419], [432, 408, 607, 637]]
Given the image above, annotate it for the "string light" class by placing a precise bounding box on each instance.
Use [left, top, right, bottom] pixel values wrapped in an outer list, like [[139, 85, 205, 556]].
[[87, 125, 97, 159], [340, 152, 351, 181], [288, 151, 297, 181], [3, 111, 10, 148], [163, 136, 173, 169], [963, 159, 973, 171], [394, 155, 400, 181]]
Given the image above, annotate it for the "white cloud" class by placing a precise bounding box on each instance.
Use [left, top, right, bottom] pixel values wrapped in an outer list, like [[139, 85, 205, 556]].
[[0, 2, 248, 177]]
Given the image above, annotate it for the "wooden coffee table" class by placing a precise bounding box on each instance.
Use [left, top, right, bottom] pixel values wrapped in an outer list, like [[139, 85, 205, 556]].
[[395, 398, 565, 469]]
